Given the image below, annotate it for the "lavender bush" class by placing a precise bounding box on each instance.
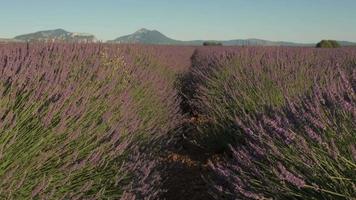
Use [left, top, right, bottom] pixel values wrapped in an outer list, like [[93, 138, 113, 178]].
[[186, 47, 356, 199], [0, 43, 190, 199]]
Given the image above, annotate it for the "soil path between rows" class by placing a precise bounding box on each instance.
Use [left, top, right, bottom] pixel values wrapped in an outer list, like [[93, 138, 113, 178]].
[[161, 131, 216, 200]]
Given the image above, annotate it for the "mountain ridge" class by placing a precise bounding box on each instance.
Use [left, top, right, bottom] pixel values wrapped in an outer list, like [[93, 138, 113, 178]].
[[13, 29, 98, 43]]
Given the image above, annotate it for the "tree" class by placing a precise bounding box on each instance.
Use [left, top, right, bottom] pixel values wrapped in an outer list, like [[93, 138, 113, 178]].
[[316, 40, 340, 48]]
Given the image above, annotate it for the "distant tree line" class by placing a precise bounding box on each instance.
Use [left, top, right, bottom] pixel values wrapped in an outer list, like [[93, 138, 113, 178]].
[[316, 40, 340, 48], [203, 41, 223, 46]]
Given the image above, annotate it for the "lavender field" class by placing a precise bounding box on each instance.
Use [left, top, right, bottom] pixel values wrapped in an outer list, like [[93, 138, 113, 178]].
[[0, 43, 355, 199]]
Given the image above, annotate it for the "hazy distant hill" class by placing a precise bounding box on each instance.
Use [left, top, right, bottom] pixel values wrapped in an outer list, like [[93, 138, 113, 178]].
[[222, 39, 313, 46], [337, 41, 356, 46], [14, 29, 97, 43]]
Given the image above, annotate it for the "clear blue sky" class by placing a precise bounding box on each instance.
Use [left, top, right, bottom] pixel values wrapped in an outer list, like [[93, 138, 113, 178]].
[[1, 0, 356, 42]]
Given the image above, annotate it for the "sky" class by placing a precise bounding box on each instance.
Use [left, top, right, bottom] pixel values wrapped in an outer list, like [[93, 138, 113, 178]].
[[1, 0, 356, 43]]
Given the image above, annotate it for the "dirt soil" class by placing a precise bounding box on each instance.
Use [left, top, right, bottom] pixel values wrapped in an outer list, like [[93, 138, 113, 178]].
[[160, 124, 223, 200]]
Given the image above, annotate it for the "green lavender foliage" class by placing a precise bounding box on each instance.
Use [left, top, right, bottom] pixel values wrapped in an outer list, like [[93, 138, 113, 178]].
[[187, 47, 356, 199], [0, 43, 190, 199]]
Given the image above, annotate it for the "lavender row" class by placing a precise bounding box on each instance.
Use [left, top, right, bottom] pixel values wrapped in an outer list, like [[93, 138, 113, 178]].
[[187, 47, 356, 199], [0, 43, 191, 199]]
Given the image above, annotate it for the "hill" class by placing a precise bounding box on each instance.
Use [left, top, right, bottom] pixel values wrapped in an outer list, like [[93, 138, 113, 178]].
[[108, 28, 182, 45]]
